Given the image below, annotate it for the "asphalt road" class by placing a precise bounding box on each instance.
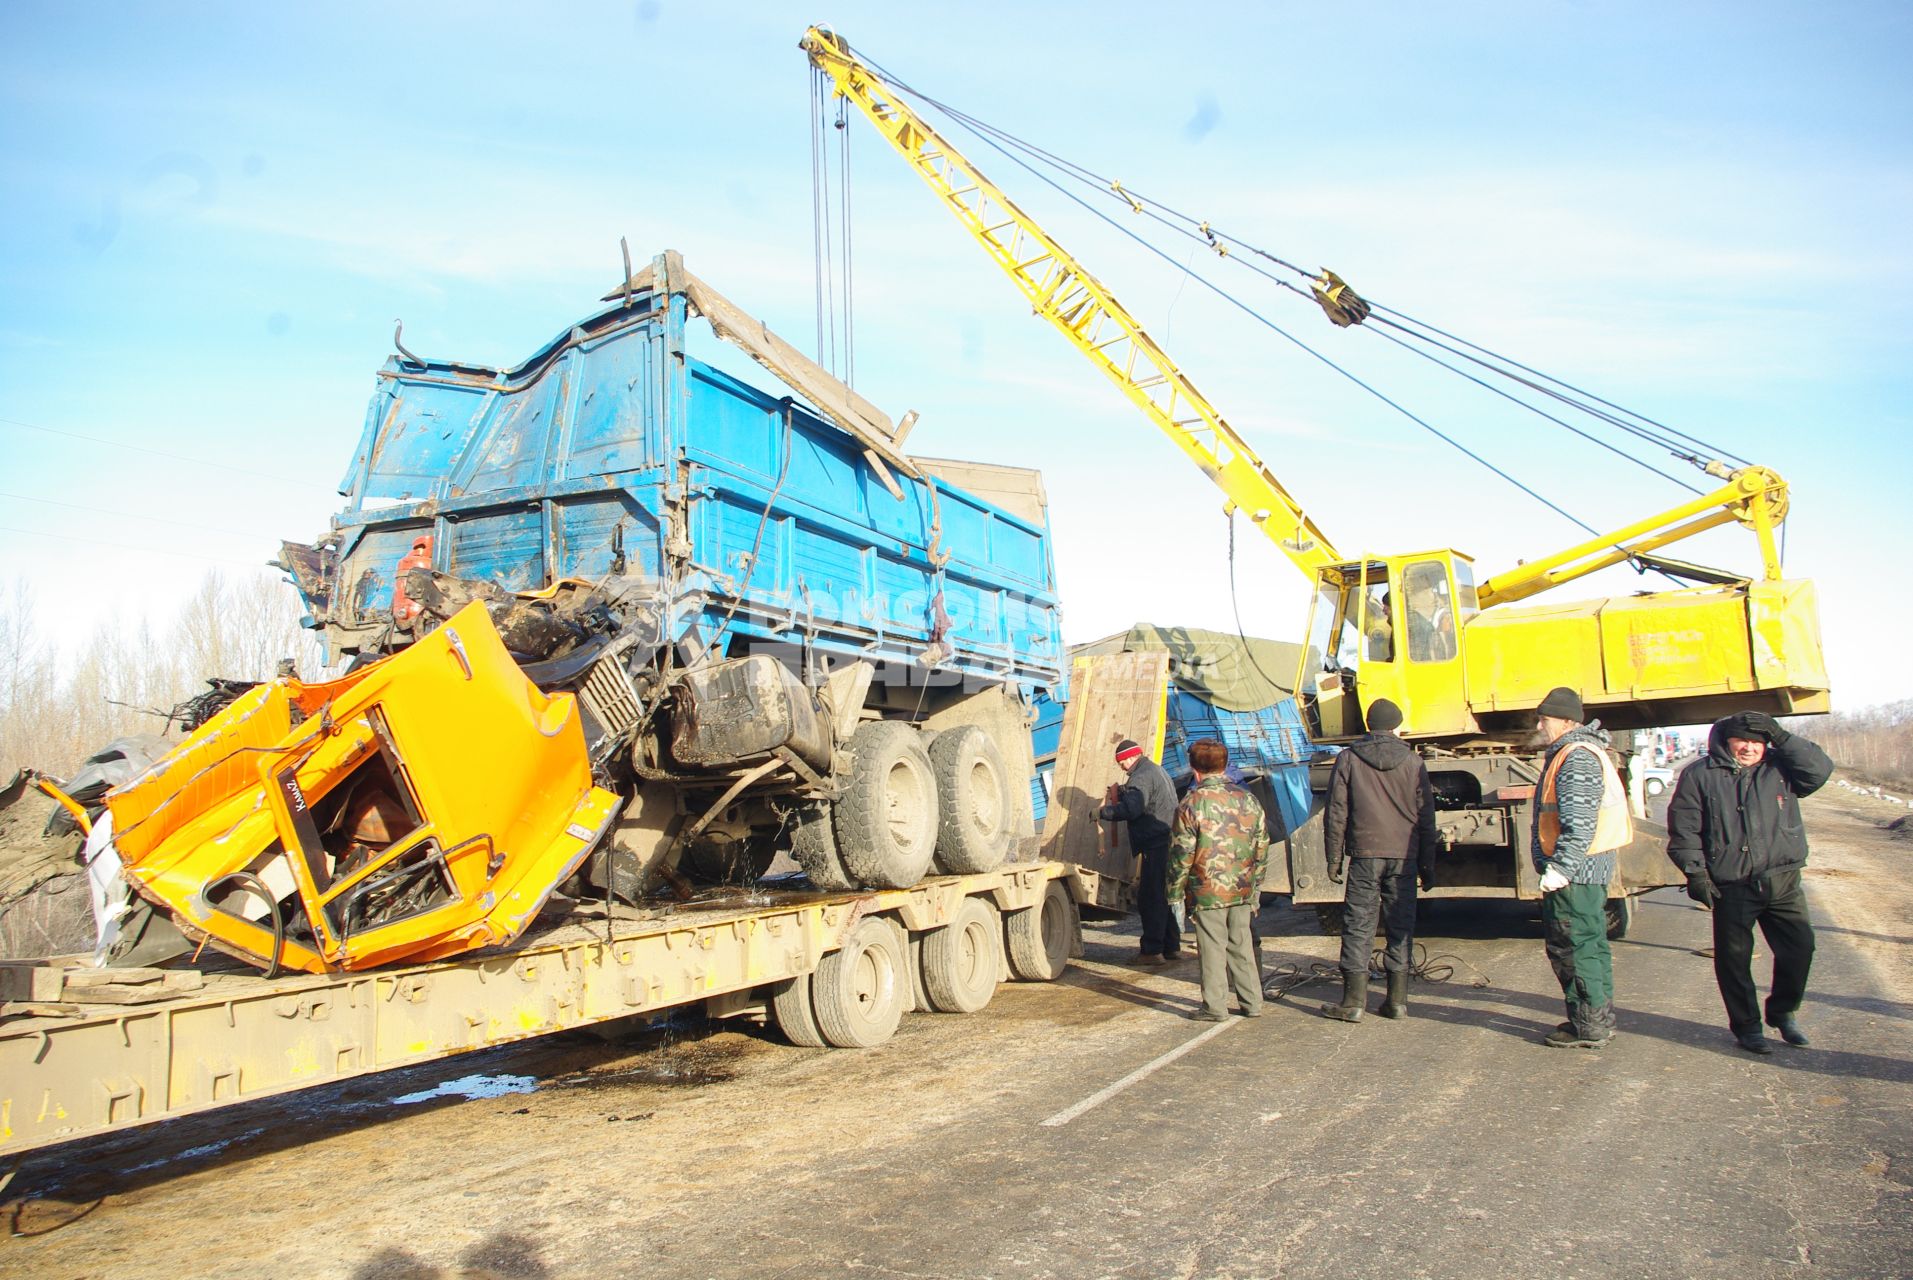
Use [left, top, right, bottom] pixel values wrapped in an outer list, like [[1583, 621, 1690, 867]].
[[8, 788, 1910, 1279]]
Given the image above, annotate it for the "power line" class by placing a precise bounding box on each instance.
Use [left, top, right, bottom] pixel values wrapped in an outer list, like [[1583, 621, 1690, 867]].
[[0, 414, 315, 486], [0, 490, 269, 539], [0, 522, 266, 569]]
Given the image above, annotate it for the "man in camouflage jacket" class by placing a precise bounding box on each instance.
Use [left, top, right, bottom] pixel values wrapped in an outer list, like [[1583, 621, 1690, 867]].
[[1167, 738, 1269, 1021]]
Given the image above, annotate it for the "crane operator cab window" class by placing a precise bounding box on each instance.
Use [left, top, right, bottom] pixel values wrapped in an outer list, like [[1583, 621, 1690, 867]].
[[1364, 582, 1395, 662], [1300, 562, 1390, 741], [1403, 560, 1457, 662]]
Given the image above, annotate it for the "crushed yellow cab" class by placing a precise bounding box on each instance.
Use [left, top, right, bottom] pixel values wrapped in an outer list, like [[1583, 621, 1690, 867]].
[[104, 603, 619, 974]]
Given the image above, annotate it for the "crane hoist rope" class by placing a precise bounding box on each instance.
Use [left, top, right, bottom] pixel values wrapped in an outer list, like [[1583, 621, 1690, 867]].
[[813, 43, 1613, 549], [849, 40, 1748, 488]]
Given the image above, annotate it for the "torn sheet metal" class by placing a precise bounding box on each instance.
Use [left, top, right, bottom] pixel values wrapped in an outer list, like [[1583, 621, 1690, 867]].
[[102, 602, 619, 974]]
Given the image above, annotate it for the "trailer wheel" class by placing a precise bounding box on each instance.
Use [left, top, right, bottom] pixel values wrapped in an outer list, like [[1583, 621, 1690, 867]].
[[1005, 879, 1077, 981], [922, 896, 1003, 1013], [1314, 904, 1347, 936], [812, 916, 908, 1048], [790, 803, 855, 891], [927, 725, 1012, 875], [1605, 894, 1634, 941], [770, 975, 827, 1048], [834, 721, 939, 889]]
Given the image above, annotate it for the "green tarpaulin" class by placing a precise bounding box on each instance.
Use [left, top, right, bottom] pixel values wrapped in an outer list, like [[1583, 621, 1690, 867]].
[[1071, 624, 1303, 713]]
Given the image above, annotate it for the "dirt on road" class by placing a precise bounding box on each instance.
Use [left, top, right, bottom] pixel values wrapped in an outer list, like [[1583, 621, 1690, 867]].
[[5, 785, 1909, 1279]]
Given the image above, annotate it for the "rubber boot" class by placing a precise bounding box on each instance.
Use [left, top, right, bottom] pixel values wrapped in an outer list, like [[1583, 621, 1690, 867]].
[[1318, 968, 1366, 1022], [1377, 969, 1409, 1019]]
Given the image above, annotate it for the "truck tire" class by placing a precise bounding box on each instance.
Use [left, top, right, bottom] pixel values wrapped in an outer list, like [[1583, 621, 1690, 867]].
[[812, 916, 908, 1048], [770, 975, 827, 1048], [921, 895, 1003, 1013], [1314, 904, 1346, 936], [1605, 894, 1634, 941], [1005, 878, 1077, 981], [833, 720, 939, 889], [927, 724, 1013, 875], [905, 930, 929, 1013], [789, 803, 855, 891]]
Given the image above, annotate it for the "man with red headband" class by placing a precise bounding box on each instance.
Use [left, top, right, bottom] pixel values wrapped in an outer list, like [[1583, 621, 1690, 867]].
[[1100, 737, 1181, 964]]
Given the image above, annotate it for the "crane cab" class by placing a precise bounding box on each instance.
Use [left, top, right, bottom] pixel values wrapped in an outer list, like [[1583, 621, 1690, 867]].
[[1297, 550, 1480, 744]]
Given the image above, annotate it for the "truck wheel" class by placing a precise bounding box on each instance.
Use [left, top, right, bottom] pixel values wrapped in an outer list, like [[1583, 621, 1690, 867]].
[[922, 895, 1003, 1013], [833, 720, 939, 889], [790, 803, 855, 891], [1005, 879, 1077, 981], [1314, 904, 1346, 936], [770, 975, 827, 1048], [1605, 895, 1634, 941], [927, 724, 1012, 875], [812, 916, 908, 1048]]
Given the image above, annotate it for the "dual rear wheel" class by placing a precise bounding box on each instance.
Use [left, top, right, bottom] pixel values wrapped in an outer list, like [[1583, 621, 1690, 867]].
[[770, 879, 1078, 1048], [796, 720, 1015, 893]]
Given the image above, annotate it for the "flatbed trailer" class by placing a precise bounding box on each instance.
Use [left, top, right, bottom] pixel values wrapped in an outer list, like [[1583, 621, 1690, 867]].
[[0, 860, 1100, 1160]]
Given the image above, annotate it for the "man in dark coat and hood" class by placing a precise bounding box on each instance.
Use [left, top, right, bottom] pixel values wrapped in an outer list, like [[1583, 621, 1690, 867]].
[[1318, 698, 1438, 1022], [1666, 711, 1833, 1054]]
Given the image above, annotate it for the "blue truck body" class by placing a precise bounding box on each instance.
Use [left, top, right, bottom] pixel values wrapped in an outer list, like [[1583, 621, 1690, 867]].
[[293, 257, 1062, 698], [276, 253, 1066, 895]]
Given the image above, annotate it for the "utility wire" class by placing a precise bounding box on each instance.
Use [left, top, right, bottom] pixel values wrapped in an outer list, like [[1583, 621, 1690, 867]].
[[0, 489, 270, 539], [0, 414, 312, 486], [0, 522, 264, 568]]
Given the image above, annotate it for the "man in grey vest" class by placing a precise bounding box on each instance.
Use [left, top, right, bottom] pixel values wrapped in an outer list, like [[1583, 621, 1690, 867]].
[[1101, 737, 1181, 964]]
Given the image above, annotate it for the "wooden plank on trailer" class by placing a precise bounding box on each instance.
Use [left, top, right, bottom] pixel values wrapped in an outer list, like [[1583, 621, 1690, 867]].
[[1037, 652, 1170, 885]]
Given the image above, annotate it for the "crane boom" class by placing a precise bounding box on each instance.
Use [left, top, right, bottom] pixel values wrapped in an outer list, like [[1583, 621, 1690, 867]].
[[808, 25, 1828, 744], [802, 27, 1342, 580]]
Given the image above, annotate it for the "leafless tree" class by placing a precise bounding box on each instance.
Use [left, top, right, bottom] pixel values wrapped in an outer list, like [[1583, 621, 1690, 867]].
[[0, 569, 326, 779]]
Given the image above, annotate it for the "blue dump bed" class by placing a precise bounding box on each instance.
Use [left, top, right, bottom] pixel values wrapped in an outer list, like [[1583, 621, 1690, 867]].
[[288, 253, 1063, 698]]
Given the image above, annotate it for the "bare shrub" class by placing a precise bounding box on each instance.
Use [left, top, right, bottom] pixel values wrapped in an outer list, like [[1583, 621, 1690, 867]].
[[0, 570, 323, 780], [1813, 699, 1913, 792]]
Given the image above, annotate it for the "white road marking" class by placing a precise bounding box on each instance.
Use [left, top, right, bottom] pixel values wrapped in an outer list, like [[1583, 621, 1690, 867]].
[[1039, 1017, 1241, 1127]]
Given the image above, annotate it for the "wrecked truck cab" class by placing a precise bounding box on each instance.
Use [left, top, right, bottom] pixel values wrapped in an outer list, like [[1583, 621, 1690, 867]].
[[106, 602, 619, 974]]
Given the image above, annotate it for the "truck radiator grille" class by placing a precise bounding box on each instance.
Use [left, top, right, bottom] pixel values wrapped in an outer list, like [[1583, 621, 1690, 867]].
[[579, 653, 643, 737]]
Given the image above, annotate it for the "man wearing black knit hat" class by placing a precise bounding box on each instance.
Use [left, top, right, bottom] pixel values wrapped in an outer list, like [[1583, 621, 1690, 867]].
[[1530, 686, 1632, 1049], [1666, 711, 1833, 1054], [1318, 697, 1438, 1022], [1100, 737, 1182, 964]]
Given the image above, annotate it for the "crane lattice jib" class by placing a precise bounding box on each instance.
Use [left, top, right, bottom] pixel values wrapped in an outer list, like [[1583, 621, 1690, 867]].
[[802, 27, 1342, 580]]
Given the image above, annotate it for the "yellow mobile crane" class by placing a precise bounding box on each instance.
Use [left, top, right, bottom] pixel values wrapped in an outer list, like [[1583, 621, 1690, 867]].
[[802, 27, 1829, 926]]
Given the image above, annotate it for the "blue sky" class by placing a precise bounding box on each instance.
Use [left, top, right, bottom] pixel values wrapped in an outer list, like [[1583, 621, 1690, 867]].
[[3, 2, 1909, 709]]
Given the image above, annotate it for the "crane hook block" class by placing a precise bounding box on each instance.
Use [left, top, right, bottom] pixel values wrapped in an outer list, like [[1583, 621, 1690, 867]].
[[1311, 269, 1370, 328]]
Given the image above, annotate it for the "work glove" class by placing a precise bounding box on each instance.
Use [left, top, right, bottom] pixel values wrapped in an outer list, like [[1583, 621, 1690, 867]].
[[1685, 872, 1719, 905], [1538, 865, 1570, 894], [1418, 867, 1435, 893], [1328, 860, 1345, 885], [1727, 710, 1789, 746]]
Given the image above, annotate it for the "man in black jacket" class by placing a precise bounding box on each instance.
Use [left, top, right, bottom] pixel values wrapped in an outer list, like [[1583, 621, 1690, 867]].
[[1666, 711, 1834, 1054], [1318, 699, 1438, 1022], [1100, 737, 1182, 964]]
